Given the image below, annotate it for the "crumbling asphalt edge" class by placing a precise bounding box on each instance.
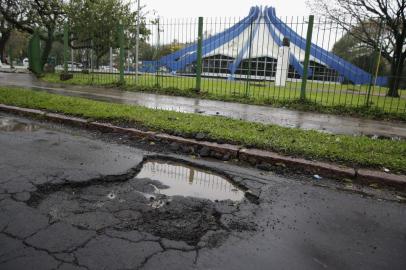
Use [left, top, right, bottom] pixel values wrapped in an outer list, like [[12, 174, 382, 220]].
[[1, 103, 405, 190]]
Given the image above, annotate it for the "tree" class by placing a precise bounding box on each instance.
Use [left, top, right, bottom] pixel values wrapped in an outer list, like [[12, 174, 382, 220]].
[[0, 2, 12, 63], [0, 0, 65, 68], [5, 30, 30, 62], [307, 0, 406, 97], [66, 0, 149, 68], [332, 23, 389, 76], [138, 39, 185, 61]]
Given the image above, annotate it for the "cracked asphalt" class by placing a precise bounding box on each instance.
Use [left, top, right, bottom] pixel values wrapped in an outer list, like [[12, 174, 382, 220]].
[[0, 113, 405, 270]]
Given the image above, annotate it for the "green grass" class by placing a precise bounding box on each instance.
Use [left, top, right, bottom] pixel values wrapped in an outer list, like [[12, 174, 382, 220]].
[[1, 86, 405, 173], [41, 72, 406, 121]]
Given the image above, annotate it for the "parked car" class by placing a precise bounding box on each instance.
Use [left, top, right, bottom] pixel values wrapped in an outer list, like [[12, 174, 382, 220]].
[[99, 66, 118, 73], [67, 61, 84, 69], [55, 61, 84, 71]]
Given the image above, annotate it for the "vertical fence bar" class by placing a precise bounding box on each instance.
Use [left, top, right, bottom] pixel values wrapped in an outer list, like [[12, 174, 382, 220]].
[[63, 23, 69, 73], [196, 17, 204, 92], [118, 22, 125, 84], [300, 15, 314, 101], [155, 18, 160, 87]]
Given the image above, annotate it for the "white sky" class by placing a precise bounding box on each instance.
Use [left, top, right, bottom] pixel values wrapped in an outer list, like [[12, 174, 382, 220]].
[[138, 0, 310, 18], [134, 0, 337, 49]]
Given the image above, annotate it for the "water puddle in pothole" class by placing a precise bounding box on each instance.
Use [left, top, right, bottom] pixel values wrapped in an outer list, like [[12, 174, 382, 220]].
[[135, 160, 245, 201], [0, 116, 40, 132]]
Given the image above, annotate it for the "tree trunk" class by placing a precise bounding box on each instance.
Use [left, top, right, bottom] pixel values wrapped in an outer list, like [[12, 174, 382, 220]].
[[0, 31, 11, 63], [40, 31, 54, 69], [96, 55, 100, 70], [387, 59, 404, 97], [387, 41, 404, 98], [41, 39, 53, 68]]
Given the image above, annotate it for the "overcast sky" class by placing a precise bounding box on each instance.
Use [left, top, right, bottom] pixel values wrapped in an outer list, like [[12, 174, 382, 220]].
[[139, 0, 310, 18]]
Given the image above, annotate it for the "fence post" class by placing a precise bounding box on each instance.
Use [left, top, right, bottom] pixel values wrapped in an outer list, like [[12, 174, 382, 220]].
[[118, 22, 125, 85], [29, 30, 42, 75], [195, 17, 204, 92], [63, 23, 69, 73], [300, 15, 314, 101]]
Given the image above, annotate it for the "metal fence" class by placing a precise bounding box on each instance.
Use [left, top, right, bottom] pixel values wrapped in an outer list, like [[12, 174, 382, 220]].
[[44, 13, 406, 115]]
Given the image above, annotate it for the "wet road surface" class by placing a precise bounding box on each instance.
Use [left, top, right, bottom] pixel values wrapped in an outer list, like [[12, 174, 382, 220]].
[[0, 113, 405, 270], [1, 72, 405, 139]]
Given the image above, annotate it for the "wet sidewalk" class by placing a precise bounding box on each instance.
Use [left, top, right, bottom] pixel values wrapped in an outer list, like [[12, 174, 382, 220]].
[[1, 72, 406, 138]]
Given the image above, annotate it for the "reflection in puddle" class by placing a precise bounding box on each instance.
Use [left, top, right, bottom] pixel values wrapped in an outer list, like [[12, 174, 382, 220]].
[[0, 117, 40, 132], [135, 160, 245, 201]]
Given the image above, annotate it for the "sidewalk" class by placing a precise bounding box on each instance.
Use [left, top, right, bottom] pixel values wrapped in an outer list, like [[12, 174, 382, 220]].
[[1, 72, 406, 139]]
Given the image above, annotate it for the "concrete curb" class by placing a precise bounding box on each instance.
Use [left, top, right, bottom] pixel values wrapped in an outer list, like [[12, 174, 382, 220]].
[[1, 103, 405, 189]]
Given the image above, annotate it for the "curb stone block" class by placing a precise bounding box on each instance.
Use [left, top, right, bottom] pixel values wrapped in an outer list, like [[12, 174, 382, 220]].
[[0, 104, 45, 117], [155, 134, 240, 159], [239, 148, 356, 178], [357, 169, 406, 189], [45, 113, 89, 126], [89, 122, 156, 139]]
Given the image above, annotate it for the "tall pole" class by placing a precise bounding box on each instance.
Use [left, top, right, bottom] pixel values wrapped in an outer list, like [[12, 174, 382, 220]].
[[63, 23, 68, 73], [195, 17, 204, 92], [155, 18, 160, 87], [300, 15, 314, 101], [119, 22, 125, 84], [69, 0, 73, 71], [109, 47, 113, 70], [135, 0, 141, 84]]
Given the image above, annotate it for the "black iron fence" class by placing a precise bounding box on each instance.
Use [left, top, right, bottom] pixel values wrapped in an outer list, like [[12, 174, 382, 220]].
[[23, 12, 406, 115]]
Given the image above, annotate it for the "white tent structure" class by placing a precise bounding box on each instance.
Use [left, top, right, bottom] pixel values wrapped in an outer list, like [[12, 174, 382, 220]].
[[141, 6, 387, 86]]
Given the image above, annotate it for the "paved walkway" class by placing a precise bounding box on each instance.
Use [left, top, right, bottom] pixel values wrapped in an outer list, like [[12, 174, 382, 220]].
[[1, 72, 406, 138]]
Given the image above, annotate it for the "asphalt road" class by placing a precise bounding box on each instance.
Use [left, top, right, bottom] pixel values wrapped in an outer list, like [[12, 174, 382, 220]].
[[0, 113, 405, 270]]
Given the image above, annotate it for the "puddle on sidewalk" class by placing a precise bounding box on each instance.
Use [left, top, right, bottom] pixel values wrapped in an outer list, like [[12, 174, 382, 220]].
[[135, 160, 245, 201], [0, 116, 40, 132]]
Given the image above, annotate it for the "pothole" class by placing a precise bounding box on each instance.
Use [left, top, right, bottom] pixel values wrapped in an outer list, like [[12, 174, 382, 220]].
[[135, 160, 245, 202], [27, 157, 257, 246], [0, 116, 40, 132]]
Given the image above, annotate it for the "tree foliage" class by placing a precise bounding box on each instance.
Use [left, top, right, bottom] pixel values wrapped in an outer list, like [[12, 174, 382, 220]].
[[307, 0, 406, 97], [66, 0, 149, 68], [0, 0, 150, 69], [0, 0, 65, 67], [332, 22, 389, 76]]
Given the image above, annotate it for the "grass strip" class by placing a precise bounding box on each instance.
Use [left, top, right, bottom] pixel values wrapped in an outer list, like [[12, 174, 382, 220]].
[[1, 86, 405, 173], [42, 73, 406, 121]]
